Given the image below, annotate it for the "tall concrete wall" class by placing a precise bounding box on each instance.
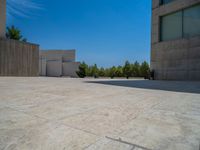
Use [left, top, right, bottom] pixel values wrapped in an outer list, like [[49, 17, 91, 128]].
[[151, 0, 200, 80], [0, 0, 6, 38], [0, 39, 39, 76]]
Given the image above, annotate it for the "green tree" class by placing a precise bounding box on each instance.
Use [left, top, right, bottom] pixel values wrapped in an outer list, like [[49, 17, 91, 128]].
[[86, 66, 93, 76], [140, 61, 150, 79], [76, 61, 150, 79], [115, 66, 123, 77], [109, 66, 117, 79], [98, 67, 105, 77], [123, 61, 132, 79], [76, 62, 87, 78], [104, 68, 110, 77], [6, 25, 27, 42], [91, 64, 99, 78], [133, 61, 140, 77]]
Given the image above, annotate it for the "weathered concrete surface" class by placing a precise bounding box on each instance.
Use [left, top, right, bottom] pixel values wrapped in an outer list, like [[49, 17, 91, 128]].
[[0, 77, 200, 150], [0, 39, 39, 76], [62, 62, 80, 77]]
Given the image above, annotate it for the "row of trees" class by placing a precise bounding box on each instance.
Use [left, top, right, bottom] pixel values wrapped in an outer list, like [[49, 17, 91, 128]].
[[77, 61, 150, 79]]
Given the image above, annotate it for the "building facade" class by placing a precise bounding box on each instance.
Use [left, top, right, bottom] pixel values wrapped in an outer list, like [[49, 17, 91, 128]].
[[39, 50, 80, 77], [151, 0, 200, 80]]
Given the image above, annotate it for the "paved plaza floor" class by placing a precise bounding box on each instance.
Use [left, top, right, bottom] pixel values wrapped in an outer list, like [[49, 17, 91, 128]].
[[0, 77, 200, 150]]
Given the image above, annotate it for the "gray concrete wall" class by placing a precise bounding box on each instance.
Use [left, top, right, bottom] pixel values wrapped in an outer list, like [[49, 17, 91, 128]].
[[39, 57, 47, 76], [62, 62, 80, 78], [0, 0, 6, 38], [151, 0, 200, 80], [39, 50, 80, 77], [0, 39, 39, 76], [46, 60, 62, 77], [40, 50, 75, 62]]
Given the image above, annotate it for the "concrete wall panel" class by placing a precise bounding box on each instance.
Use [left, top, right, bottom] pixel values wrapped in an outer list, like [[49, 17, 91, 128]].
[[151, 36, 200, 80], [40, 50, 75, 62], [39, 57, 47, 76], [46, 60, 62, 77], [0, 39, 39, 76], [62, 62, 80, 77]]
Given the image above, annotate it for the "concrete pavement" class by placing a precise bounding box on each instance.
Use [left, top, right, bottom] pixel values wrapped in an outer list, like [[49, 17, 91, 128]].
[[0, 77, 200, 150]]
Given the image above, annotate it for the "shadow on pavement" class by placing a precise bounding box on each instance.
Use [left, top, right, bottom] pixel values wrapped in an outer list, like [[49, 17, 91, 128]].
[[85, 80, 200, 94]]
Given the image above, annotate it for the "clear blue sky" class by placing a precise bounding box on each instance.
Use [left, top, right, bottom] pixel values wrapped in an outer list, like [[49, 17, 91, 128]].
[[7, 0, 152, 67]]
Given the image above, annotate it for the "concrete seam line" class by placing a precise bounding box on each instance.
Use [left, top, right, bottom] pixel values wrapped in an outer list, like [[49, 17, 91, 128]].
[[59, 122, 99, 137], [4, 106, 49, 122], [105, 136, 153, 150], [5, 106, 99, 138], [82, 137, 104, 150]]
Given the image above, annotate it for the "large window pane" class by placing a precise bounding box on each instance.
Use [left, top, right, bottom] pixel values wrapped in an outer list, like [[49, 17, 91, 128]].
[[183, 5, 200, 38], [161, 0, 174, 4], [161, 11, 182, 41]]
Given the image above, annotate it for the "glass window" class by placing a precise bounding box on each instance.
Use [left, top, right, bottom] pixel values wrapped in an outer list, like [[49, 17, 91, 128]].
[[161, 0, 174, 5], [183, 5, 200, 38], [161, 11, 182, 41]]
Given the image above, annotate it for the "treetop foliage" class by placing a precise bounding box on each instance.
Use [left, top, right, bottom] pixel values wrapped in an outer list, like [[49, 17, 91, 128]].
[[76, 61, 150, 79], [6, 25, 27, 42]]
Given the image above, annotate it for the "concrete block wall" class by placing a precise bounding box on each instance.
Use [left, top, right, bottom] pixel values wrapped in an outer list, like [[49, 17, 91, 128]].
[[151, 0, 200, 80], [0, 39, 39, 76]]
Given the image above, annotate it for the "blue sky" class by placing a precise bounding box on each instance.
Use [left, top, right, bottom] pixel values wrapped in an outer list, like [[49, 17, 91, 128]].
[[7, 0, 151, 67]]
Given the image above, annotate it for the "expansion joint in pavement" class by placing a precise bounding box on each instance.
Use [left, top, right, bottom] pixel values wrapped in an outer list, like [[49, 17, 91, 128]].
[[105, 136, 153, 150]]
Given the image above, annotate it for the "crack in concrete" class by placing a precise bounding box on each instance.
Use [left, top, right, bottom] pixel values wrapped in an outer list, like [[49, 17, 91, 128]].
[[105, 136, 153, 150]]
